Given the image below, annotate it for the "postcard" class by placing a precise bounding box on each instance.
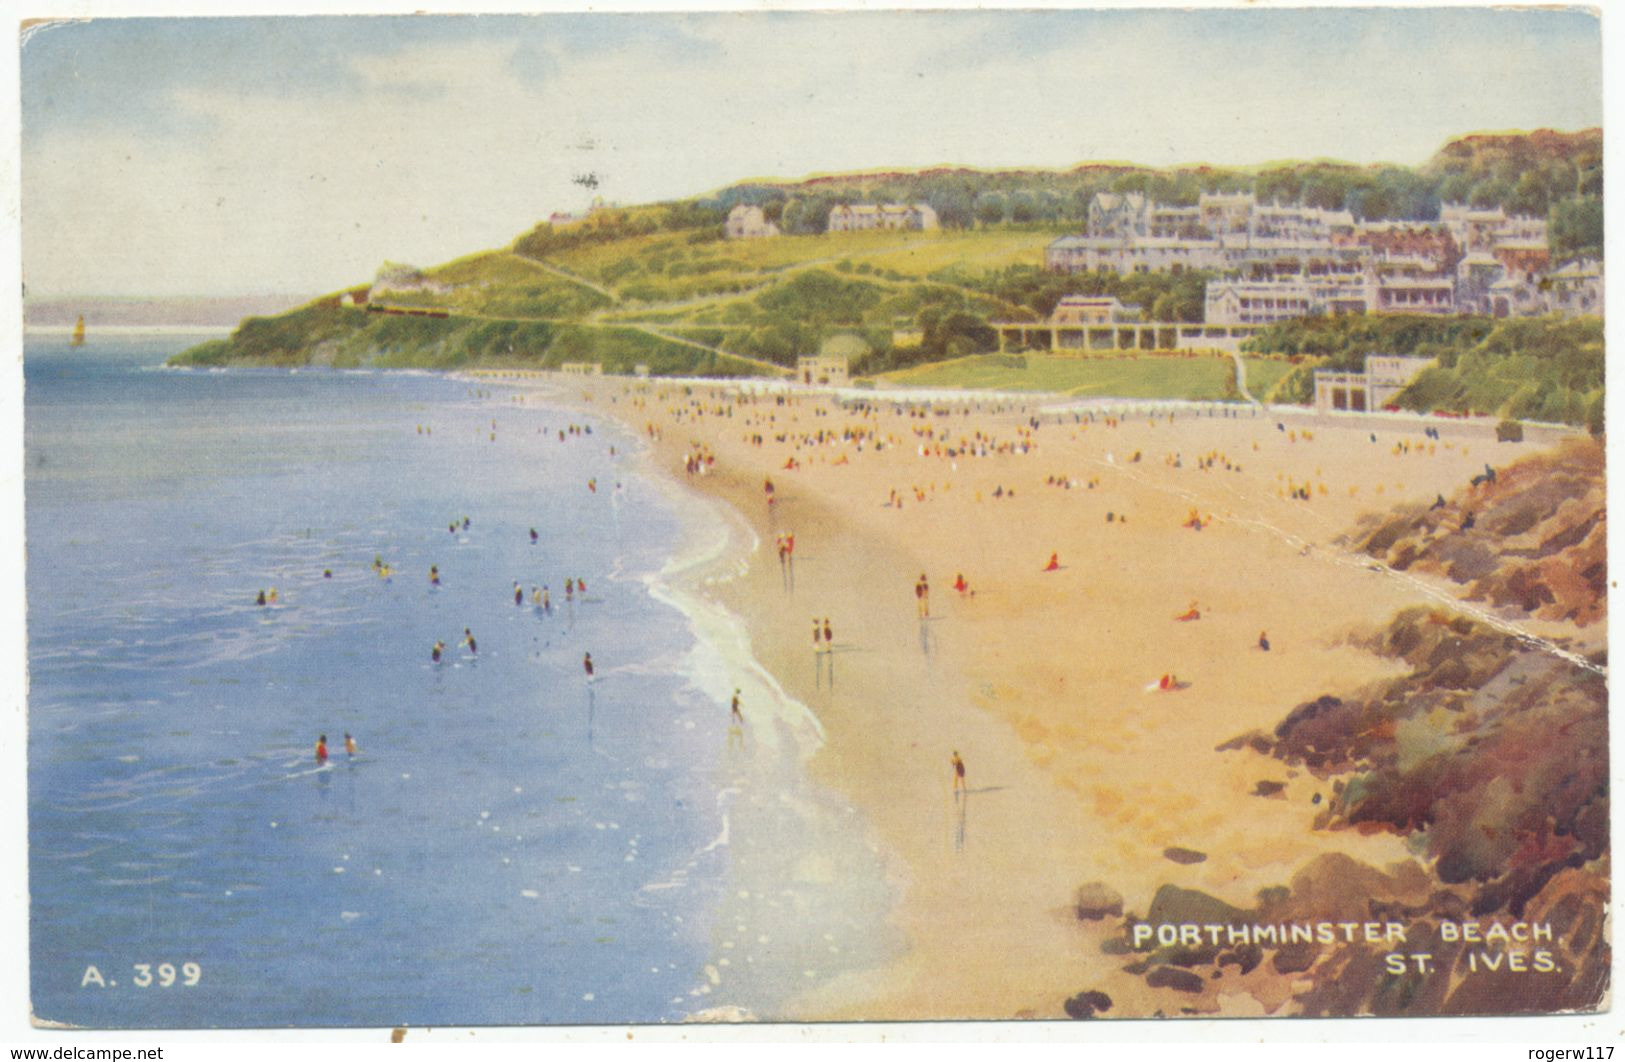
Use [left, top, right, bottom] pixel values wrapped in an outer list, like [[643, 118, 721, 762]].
[[13, 3, 1609, 1032]]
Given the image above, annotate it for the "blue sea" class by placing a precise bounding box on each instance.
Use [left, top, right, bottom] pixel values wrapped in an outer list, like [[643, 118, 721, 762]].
[[25, 335, 894, 1028]]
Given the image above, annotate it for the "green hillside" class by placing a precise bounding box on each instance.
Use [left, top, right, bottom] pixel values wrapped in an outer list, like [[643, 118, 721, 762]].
[[171, 130, 1604, 423]]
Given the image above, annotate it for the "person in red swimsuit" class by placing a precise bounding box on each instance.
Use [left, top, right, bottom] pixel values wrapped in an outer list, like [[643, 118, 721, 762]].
[[315, 735, 328, 765]]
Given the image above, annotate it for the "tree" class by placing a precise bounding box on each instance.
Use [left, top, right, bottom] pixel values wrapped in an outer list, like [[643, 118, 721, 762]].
[[1549, 197, 1603, 261], [1508, 171, 1551, 218], [974, 192, 1008, 227]]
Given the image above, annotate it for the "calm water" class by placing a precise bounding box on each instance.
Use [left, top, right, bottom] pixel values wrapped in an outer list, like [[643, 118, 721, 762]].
[[25, 335, 891, 1028]]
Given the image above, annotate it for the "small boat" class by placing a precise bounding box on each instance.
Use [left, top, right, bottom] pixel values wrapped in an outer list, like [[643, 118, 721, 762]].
[[69, 315, 85, 347]]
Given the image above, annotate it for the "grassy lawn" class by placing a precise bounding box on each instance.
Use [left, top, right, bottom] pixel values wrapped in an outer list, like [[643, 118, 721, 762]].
[[878, 353, 1241, 400]]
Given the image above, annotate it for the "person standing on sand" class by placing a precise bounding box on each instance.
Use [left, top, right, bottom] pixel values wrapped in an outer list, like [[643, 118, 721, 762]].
[[1258, 631, 1271, 652], [951, 751, 966, 797], [728, 689, 745, 752], [916, 574, 930, 618]]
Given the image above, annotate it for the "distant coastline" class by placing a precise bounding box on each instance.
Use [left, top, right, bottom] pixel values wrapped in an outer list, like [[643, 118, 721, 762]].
[[27, 324, 235, 336], [25, 294, 318, 331]]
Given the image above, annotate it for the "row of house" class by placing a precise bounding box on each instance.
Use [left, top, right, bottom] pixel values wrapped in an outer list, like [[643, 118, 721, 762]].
[[828, 202, 938, 233], [725, 201, 942, 240], [1053, 192, 1601, 322]]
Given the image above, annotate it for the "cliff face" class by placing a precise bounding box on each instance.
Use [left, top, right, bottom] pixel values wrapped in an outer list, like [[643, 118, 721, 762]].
[[1344, 438, 1605, 627]]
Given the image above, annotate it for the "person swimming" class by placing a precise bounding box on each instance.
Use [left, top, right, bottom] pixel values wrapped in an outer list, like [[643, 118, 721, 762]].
[[315, 735, 329, 764]]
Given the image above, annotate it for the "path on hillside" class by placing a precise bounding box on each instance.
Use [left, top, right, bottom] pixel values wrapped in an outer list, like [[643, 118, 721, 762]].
[[370, 301, 790, 376], [512, 255, 623, 303], [1231, 350, 1260, 406], [625, 323, 792, 377]]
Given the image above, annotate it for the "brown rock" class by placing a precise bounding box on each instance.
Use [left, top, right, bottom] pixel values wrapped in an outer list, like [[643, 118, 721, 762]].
[[1074, 882, 1124, 921]]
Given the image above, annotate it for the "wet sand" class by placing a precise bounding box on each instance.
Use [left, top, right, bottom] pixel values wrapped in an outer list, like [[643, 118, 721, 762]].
[[552, 374, 1595, 1020]]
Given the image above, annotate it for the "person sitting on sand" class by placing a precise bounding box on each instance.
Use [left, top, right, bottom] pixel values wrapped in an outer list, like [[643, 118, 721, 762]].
[[1175, 603, 1200, 622], [1158, 673, 1176, 691], [1258, 631, 1271, 652], [1044, 552, 1060, 572]]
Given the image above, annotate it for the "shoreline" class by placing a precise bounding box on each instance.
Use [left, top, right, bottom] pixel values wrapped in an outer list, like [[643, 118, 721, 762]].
[[554, 372, 1603, 1020], [616, 410, 907, 1019]]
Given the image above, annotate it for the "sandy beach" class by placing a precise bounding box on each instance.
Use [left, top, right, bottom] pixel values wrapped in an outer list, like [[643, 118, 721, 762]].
[[544, 374, 1600, 1020]]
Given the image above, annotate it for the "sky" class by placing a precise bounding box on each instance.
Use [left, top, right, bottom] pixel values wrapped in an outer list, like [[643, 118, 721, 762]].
[[17, 3, 1604, 298]]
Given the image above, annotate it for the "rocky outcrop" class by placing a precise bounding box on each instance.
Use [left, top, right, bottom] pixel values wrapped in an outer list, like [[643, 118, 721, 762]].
[[1345, 438, 1605, 627]]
